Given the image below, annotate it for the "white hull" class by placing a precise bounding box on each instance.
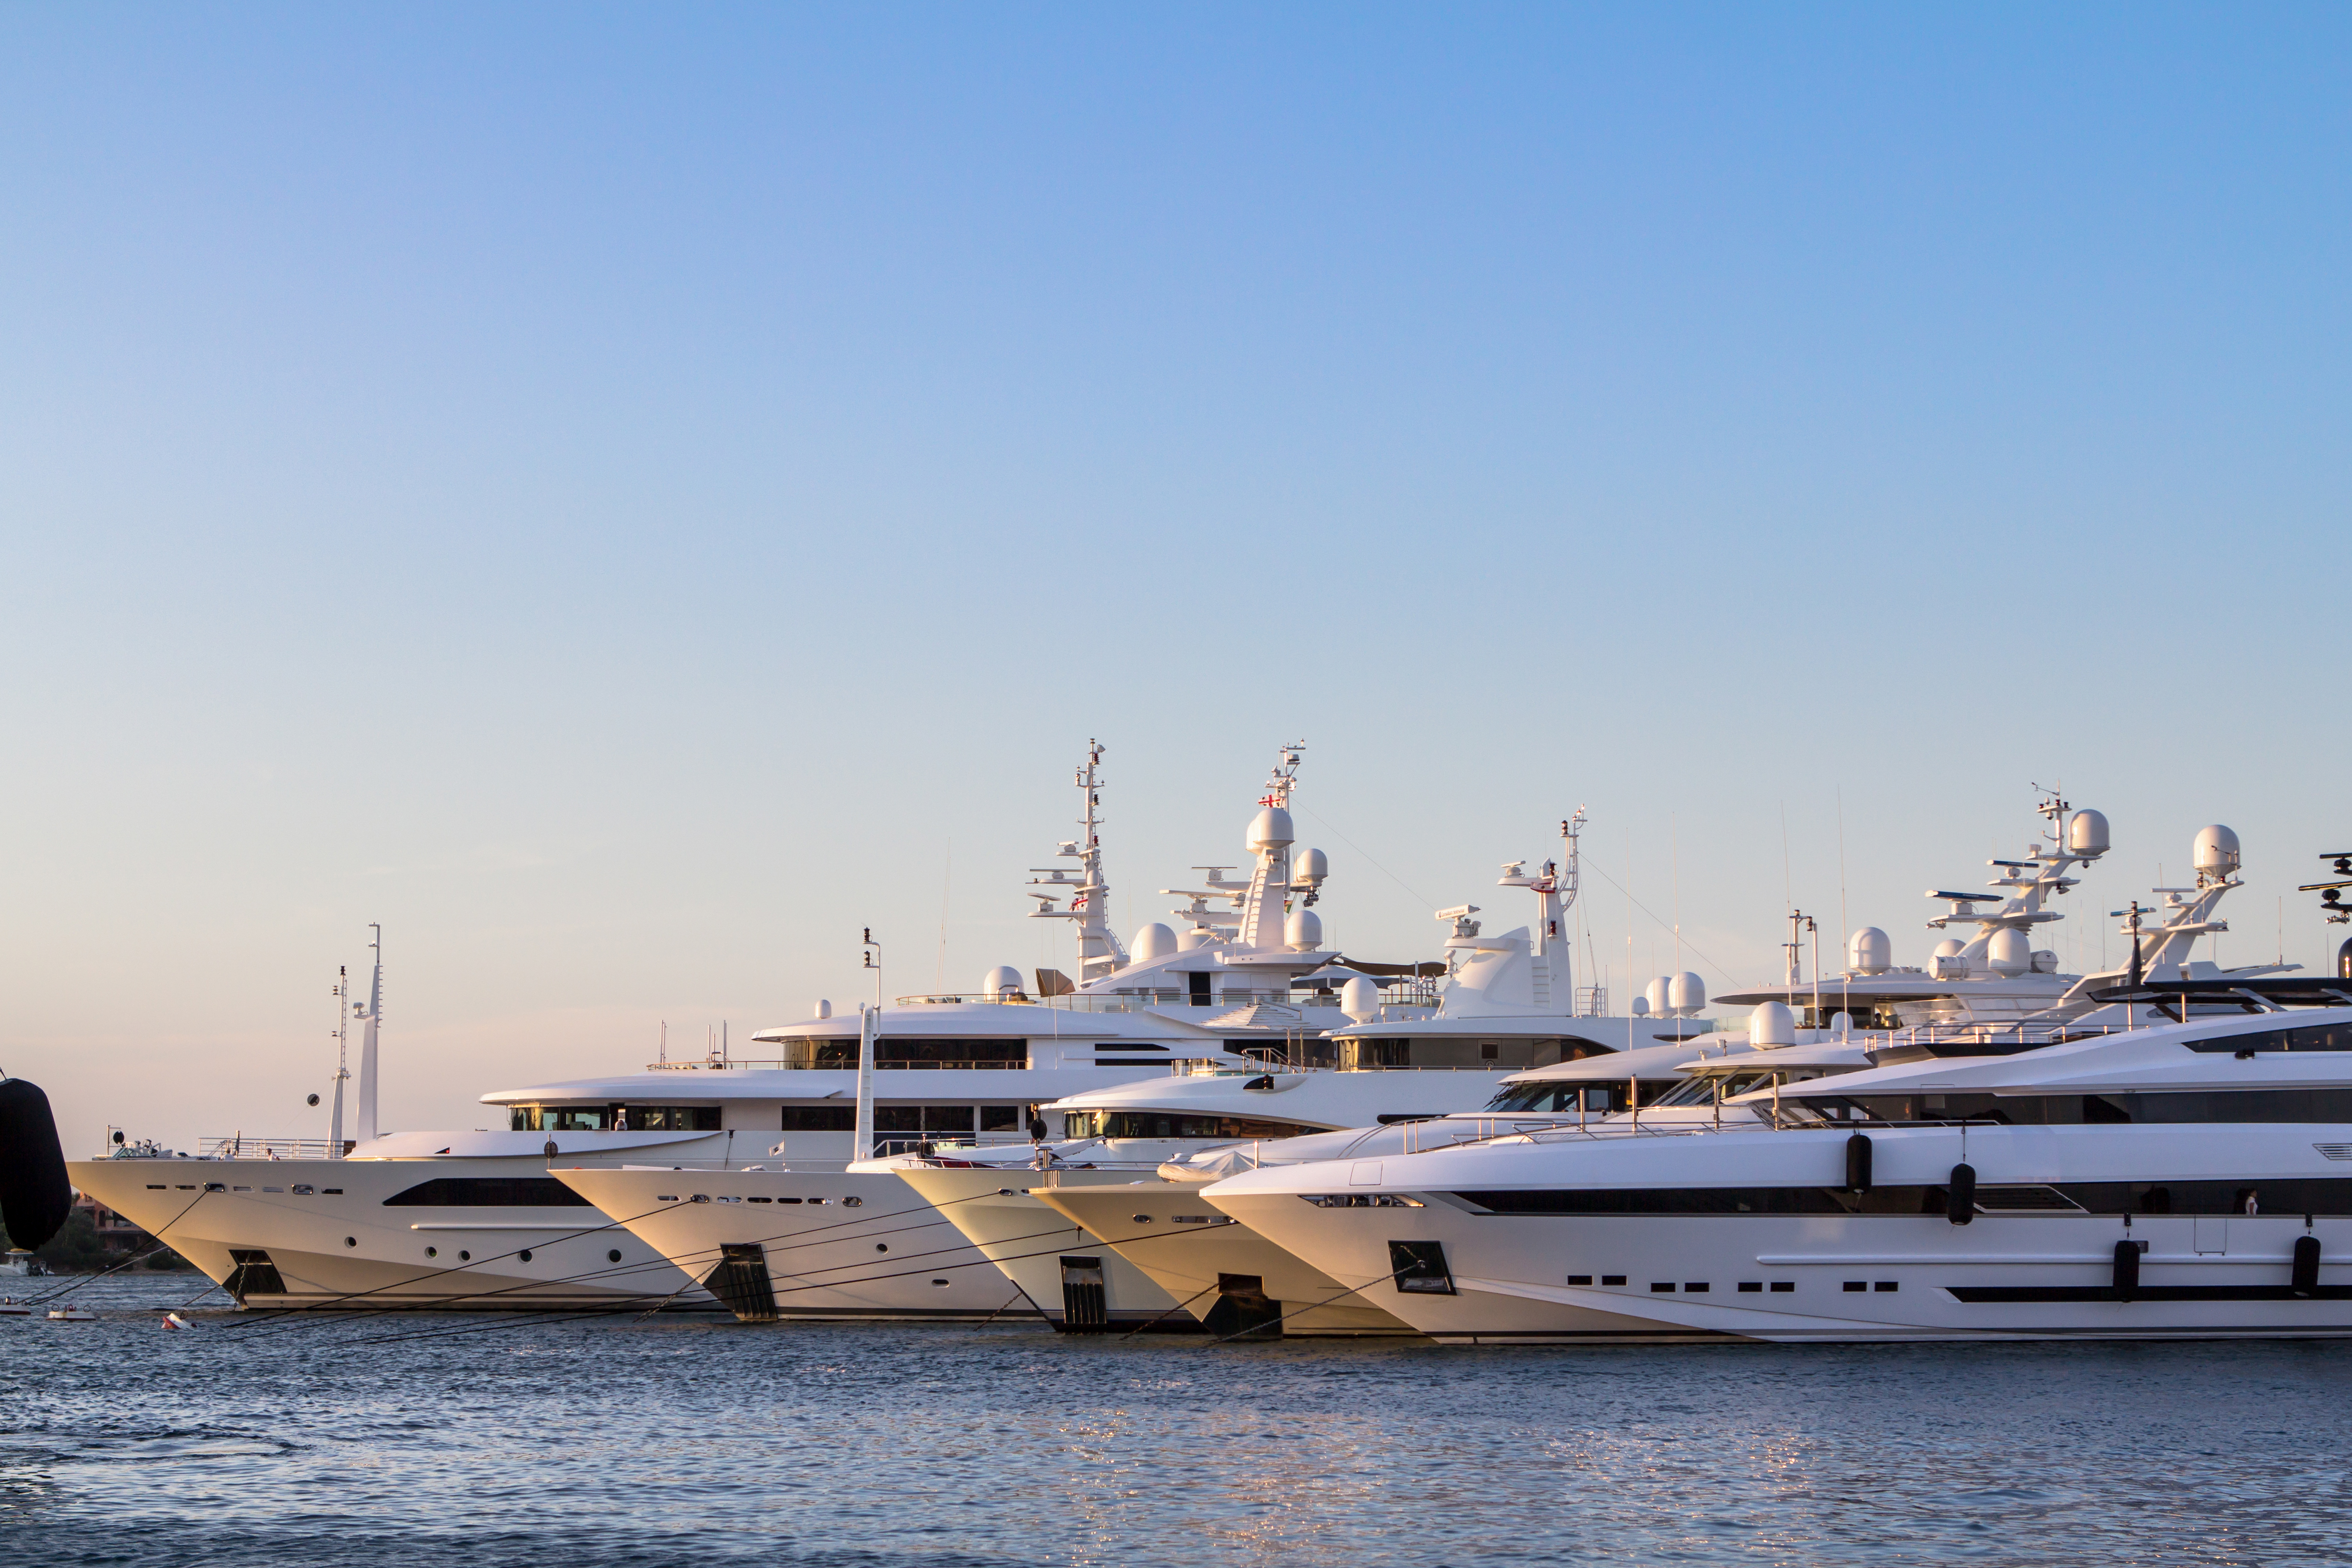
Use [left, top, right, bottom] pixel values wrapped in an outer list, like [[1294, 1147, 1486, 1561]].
[[894, 1167, 1193, 1329], [554, 1166, 1042, 1322], [69, 1153, 711, 1311], [1209, 1122, 2352, 1343], [1031, 1179, 1414, 1336]]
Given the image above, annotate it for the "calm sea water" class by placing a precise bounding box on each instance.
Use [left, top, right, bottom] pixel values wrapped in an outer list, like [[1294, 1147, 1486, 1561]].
[[4, 1274, 2350, 1566]]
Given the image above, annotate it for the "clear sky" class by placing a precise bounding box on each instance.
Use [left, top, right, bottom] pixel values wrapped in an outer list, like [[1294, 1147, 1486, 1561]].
[[3, 4, 2347, 1152]]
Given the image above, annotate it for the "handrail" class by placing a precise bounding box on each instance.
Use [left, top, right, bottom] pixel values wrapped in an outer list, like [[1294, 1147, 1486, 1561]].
[[196, 1136, 349, 1160], [888, 990, 1356, 1012]]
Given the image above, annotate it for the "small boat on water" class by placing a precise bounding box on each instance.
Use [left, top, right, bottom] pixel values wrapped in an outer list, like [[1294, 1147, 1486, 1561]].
[[0, 1299, 30, 1316], [47, 1307, 95, 1322]]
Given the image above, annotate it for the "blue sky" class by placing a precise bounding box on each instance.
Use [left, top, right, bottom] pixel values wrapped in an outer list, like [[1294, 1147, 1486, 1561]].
[[3, 5, 2347, 1148]]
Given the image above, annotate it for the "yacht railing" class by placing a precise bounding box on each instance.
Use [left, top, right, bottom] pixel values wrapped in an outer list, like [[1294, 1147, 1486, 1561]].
[[197, 1136, 351, 1160], [644, 1055, 1239, 1072], [890, 989, 1369, 1012], [1869, 1020, 2130, 1057]]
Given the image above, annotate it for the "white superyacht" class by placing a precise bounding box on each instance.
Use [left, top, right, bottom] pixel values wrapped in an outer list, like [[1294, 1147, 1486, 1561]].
[[65, 745, 1242, 1312], [1206, 825, 2352, 1342]]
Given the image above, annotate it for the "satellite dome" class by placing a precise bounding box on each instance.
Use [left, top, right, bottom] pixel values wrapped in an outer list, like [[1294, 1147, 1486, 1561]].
[[2067, 809, 2111, 858], [1986, 928, 2032, 978], [1283, 908, 1323, 951], [1643, 977, 1673, 1018], [1247, 806, 1295, 852], [1849, 927, 1892, 975], [1340, 976, 1380, 1023], [1749, 1001, 1797, 1048], [1933, 938, 1966, 959], [1628, 995, 1650, 1017], [1293, 846, 1329, 886], [1176, 927, 1214, 952], [2193, 824, 2241, 879], [981, 964, 1025, 999], [1132, 923, 1178, 962], [1668, 972, 1705, 1016], [814, 998, 832, 1020]]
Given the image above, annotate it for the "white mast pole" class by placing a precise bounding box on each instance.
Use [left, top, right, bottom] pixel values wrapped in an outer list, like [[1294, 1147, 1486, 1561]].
[[855, 928, 881, 1163], [355, 923, 383, 1145], [328, 965, 349, 1157]]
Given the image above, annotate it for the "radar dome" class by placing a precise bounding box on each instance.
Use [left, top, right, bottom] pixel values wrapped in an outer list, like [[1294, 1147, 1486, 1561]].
[[1247, 805, 1294, 852], [1340, 976, 1380, 1023], [1629, 995, 1650, 1017], [1749, 1000, 1797, 1048], [2193, 824, 2242, 879], [1132, 922, 1178, 962], [1293, 846, 1329, 886], [1933, 938, 1965, 959], [1643, 976, 1673, 1018], [814, 998, 831, 1020], [1849, 927, 1892, 975], [1986, 928, 2031, 978], [981, 964, 1025, 999], [1176, 927, 1214, 952], [1284, 909, 1323, 951], [1668, 971, 1706, 1016], [2067, 809, 2111, 858]]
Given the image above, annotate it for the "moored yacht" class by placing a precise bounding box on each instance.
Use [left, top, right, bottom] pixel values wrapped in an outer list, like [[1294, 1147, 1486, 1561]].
[[1020, 1026, 1874, 1336], [1207, 979, 2352, 1342]]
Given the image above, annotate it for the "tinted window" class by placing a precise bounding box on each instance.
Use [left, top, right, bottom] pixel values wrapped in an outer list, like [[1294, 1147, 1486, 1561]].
[[383, 1178, 591, 1207], [2184, 1023, 2352, 1053], [1062, 1110, 1322, 1140]]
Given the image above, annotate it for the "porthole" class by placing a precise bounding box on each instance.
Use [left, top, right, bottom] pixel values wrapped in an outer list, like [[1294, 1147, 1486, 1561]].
[[842, 1196, 862, 1208], [426, 1247, 438, 1259], [608, 1248, 622, 1263], [931, 1279, 950, 1287], [875, 1243, 888, 1253], [458, 1250, 471, 1261], [344, 1236, 357, 1248], [1131, 1214, 1154, 1224], [519, 1249, 533, 1263]]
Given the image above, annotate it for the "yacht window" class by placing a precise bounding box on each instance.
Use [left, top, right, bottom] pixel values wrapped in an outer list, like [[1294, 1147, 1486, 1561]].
[[382, 1178, 591, 1207], [1815, 1089, 2352, 1126], [781, 1107, 855, 1131], [1654, 1072, 1773, 1108], [2184, 1022, 2352, 1053], [1063, 1110, 1325, 1140], [772, 1037, 1028, 1069], [1484, 1082, 1642, 1114], [979, 1106, 1020, 1132], [509, 1105, 719, 1132]]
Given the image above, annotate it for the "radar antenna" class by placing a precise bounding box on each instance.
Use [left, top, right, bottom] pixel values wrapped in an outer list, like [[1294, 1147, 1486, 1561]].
[[2298, 852, 2352, 924]]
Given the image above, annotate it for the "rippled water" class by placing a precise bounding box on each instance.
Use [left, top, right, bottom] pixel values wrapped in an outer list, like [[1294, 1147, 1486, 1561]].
[[5, 1276, 2351, 1565]]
